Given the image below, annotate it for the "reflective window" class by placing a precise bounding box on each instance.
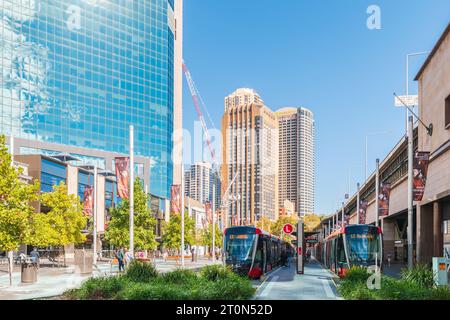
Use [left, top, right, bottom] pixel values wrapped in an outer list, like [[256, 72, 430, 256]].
[[1, 0, 174, 199], [78, 170, 94, 199], [41, 159, 67, 193]]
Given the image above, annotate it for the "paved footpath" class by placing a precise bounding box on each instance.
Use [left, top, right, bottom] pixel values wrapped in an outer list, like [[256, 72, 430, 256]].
[[255, 259, 342, 300], [0, 258, 220, 300]]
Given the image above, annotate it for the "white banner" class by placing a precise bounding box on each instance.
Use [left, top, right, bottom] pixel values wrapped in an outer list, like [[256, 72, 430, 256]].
[[395, 95, 418, 107]]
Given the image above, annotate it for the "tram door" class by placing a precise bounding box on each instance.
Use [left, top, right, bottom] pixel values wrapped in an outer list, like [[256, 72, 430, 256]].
[[262, 240, 267, 273]]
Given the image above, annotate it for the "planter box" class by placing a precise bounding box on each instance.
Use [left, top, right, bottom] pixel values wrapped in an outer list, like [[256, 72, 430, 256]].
[[21, 263, 37, 283], [74, 249, 93, 274]]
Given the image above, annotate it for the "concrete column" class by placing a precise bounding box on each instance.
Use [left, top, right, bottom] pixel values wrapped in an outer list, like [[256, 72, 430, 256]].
[[433, 201, 443, 258], [382, 218, 396, 263], [416, 204, 433, 264]]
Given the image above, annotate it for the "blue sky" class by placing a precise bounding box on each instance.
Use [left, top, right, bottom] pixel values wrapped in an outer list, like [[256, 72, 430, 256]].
[[181, 0, 450, 215]]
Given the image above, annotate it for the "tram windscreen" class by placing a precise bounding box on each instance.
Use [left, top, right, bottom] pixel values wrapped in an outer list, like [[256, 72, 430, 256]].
[[345, 227, 381, 264], [224, 233, 257, 263]]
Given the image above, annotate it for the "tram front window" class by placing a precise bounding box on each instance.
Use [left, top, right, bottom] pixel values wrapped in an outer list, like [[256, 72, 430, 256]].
[[225, 234, 257, 264], [346, 231, 381, 266]]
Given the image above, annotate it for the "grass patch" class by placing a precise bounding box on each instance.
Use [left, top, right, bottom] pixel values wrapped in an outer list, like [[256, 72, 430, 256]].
[[64, 263, 255, 300], [338, 266, 450, 300]]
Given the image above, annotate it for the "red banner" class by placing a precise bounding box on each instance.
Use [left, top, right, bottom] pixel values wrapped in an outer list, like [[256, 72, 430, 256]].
[[170, 185, 181, 214], [205, 202, 212, 223], [114, 157, 129, 199], [359, 200, 368, 224], [83, 185, 94, 216], [378, 182, 391, 217], [413, 152, 430, 201]]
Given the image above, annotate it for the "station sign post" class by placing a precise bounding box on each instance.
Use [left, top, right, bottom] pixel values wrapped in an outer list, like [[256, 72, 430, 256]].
[[297, 221, 305, 274]]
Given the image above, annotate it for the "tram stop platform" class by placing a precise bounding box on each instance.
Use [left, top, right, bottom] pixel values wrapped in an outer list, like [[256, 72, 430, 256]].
[[254, 258, 342, 300]]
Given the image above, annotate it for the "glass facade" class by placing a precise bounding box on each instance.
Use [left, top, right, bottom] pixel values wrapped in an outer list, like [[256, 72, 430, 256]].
[[0, 0, 175, 198], [78, 170, 93, 199], [41, 158, 66, 192]]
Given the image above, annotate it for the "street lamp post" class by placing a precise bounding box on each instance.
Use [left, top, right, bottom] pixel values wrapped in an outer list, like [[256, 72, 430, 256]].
[[129, 125, 134, 257], [212, 184, 216, 263], [356, 183, 360, 225], [375, 159, 380, 228], [181, 164, 185, 268], [407, 116, 414, 270], [93, 165, 98, 265], [394, 93, 433, 269]]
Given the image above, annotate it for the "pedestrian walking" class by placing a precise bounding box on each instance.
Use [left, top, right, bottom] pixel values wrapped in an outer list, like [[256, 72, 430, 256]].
[[124, 248, 134, 268], [115, 248, 125, 272], [30, 247, 40, 268], [281, 251, 288, 267]]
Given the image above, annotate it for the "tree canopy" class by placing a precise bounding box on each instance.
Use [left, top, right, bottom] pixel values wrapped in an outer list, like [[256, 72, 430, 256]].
[[105, 179, 157, 250], [256, 216, 273, 233], [161, 211, 195, 250], [35, 182, 87, 247], [271, 215, 299, 241], [201, 222, 223, 249], [302, 214, 322, 232], [0, 136, 40, 252]]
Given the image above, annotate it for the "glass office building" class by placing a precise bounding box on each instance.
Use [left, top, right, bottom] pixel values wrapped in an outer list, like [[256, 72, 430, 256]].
[[0, 0, 180, 198]]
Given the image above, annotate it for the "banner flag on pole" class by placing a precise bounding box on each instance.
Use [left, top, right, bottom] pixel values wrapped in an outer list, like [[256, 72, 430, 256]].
[[413, 151, 430, 201], [378, 182, 391, 217], [205, 201, 212, 224], [359, 200, 368, 225], [114, 157, 130, 199], [83, 185, 94, 217], [170, 185, 181, 214]]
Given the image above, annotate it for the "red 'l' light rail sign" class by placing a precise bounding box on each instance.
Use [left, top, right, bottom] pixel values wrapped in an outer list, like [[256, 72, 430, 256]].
[[283, 223, 294, 234]]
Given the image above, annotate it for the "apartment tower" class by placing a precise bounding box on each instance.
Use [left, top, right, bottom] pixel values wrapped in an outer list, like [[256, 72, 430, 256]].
[[184, 161, 221, 210], [276, 107, 315, 217], [222, 89, 279, 228]]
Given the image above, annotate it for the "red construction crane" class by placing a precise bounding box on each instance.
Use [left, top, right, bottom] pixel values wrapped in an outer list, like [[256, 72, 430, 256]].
[[182, 61, 217, 167]]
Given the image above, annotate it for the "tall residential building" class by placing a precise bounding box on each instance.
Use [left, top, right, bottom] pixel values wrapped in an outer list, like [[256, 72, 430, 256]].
[[222, 101, 279, 227], [184, 162, 221, 210], [276, 107, 315, 217], [224, 88, 264, 111], [0, 0, 183, 200]]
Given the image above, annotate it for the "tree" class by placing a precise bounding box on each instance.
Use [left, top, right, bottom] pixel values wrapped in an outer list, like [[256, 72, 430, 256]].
[[303, 214, 322, 232], [0, 136, 40, 251], [272, 215, 299, 241], [0, 135, 40, 285], [201, 223, 223, 250], [105, 179, 157, 250], [37, 182, 87, 247], [256, 216, 273, 233], [161, 211, 195, 251]]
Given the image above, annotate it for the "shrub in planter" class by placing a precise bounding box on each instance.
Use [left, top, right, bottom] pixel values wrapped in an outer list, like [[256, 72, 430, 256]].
[[68, 276, 126, 300], [125, 261, 158, 283], [200, 265, 234, 281], [400, 264, 434, 289], [162, 268, 198, 285]]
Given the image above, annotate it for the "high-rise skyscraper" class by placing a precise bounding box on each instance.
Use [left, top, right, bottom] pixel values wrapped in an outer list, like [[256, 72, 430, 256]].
[[221, 94, 279, 227], [276, 107, 315, 216], [184, 161, 221, 210], [0, 0, 183, 200], [224, 88, 264, 111]]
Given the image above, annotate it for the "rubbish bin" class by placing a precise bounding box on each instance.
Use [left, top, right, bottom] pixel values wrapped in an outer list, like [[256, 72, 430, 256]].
[[74, 249, 93, 274], [21, 261, 38, 283]]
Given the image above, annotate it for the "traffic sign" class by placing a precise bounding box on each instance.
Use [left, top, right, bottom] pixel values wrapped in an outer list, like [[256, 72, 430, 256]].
[[283, 223, 294, 234]]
